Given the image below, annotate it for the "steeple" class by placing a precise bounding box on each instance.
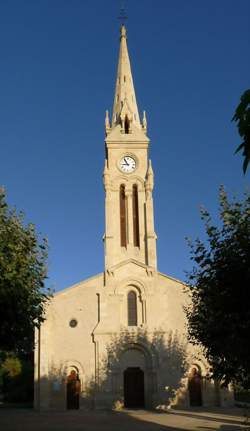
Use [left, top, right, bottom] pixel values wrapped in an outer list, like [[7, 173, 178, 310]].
[[103, 24, 156, 275], [111, 25, 141, 129]]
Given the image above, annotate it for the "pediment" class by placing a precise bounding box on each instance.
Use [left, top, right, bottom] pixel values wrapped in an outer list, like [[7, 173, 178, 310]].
[[106, 259, 155, 279], [110, 258, 147, 271]]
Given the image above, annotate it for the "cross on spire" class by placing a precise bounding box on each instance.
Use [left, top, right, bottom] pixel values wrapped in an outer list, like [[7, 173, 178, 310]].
[[118, 2, 128, 26]]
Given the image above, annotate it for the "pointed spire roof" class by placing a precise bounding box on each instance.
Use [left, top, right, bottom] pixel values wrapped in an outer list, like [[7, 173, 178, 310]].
[[112, 25, 141, 128]]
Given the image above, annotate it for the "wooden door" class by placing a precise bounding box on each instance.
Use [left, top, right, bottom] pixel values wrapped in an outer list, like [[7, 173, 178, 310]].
[[124, 367, 145, 408], [188, 368, 202, 406], [66, 370, 80, 409]]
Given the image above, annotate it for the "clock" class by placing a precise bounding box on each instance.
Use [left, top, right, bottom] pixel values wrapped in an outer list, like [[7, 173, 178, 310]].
[[119, 156, 136, 173]]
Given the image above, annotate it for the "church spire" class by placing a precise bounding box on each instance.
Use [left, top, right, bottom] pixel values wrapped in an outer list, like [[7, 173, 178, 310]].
[[112, 25, 141, 129]]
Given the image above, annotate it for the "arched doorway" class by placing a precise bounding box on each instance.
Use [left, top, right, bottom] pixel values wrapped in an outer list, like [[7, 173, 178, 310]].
[[66, 370, 80, 409], [188, 367, 202, 406], [124, 367, 145, 408]]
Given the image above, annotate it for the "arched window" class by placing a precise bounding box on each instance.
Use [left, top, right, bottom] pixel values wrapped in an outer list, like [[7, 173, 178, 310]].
[[120, 185, 127, 247], [128, 291, 137, 326], [132, 185, 140, 247]]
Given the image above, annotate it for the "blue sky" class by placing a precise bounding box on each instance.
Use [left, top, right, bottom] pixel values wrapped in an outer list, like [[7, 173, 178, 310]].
[[0, 0, 249, 291]]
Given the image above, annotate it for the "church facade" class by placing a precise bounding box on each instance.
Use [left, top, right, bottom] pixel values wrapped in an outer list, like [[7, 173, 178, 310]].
[[34, 26, 233, 410]]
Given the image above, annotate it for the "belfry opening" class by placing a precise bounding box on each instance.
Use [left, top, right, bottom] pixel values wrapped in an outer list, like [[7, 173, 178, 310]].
[[124, 115, 130, 133]]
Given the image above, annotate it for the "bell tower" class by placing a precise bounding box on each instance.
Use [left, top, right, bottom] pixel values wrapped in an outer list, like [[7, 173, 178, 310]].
[[103, 25, 157, 276]]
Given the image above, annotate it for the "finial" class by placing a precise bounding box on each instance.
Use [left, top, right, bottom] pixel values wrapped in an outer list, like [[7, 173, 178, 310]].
[[105, 110, 110, 135], [120, 25, 127, 38], [142, 111, 147, 133], [148, 160, 153, 175]]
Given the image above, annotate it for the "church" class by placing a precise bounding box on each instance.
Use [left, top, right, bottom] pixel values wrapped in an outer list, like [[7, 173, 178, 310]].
[[34, 25, 233, 410]]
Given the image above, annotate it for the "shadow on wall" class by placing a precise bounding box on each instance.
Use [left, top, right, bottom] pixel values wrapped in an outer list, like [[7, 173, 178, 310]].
[[37, 363, 97, 410], [95, 328, 188, 409], [36, 328, 188, 410]]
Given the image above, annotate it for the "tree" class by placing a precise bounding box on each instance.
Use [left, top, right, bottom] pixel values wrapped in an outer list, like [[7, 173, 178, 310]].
[[0, 352, 34, 403], [232, 89, 250, 174], [0, 188, 49, 354], [186, 187, 250, 388]]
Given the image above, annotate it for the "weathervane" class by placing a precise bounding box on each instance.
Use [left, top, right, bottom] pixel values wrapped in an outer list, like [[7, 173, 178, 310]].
[[118, 1, 128, 25]]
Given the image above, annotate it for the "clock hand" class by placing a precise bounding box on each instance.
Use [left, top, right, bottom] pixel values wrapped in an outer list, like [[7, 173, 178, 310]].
[[124, 157, 129, 165]]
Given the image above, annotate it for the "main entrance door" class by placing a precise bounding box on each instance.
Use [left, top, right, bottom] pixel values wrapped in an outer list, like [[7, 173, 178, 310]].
[[124, 367, 145, 408], [188, 368, 202, 406], [66, 370, 80, 409]]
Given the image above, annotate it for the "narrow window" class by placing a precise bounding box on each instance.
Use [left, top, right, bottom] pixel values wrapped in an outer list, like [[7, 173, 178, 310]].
[[132, 185, 140, 247], [120, 185, 127, 247], [124, 75, 126, 82], [124, 116, 129, 134], [128, 291, 137, 326]]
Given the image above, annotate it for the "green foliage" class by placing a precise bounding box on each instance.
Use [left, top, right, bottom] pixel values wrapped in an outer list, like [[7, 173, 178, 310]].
[[186, 186, 250, 388], [0, 188, 49, 354], [1, 354, 22, 378], [232, 89, 250, 174], [0, 353, 34, 403]]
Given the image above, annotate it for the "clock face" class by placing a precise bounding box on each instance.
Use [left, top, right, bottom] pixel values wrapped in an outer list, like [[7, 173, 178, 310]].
[[119, 156, 136, 173]]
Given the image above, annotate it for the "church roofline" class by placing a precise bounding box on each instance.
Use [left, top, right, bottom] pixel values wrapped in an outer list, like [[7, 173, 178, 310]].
[[54, 272, 104, 297], [157, 271, 187, 287]]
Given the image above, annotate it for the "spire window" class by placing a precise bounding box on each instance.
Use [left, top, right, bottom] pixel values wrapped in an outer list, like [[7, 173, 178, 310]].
[[132, 185, 140, 247], [127, 291, 137, 326], [120, 185, 127, 247]]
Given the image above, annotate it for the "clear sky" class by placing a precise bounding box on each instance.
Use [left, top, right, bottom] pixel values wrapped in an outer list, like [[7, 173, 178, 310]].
[[0, 0, 249, 292]]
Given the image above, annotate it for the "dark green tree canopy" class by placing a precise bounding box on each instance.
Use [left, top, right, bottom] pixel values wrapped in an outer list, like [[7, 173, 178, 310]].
[[0, 189, 49, 354], [232, 89, 250, 174], [186, 187, 250, 388]]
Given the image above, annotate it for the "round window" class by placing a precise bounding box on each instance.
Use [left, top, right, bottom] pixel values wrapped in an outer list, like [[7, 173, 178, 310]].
[[69, 319, 78, 328]]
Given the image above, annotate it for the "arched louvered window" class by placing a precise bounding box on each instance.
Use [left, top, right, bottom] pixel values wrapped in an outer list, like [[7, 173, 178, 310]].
[[127, 291, 137, 326], [120, 185, 127, 247], [132, 185, 140, 247]]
